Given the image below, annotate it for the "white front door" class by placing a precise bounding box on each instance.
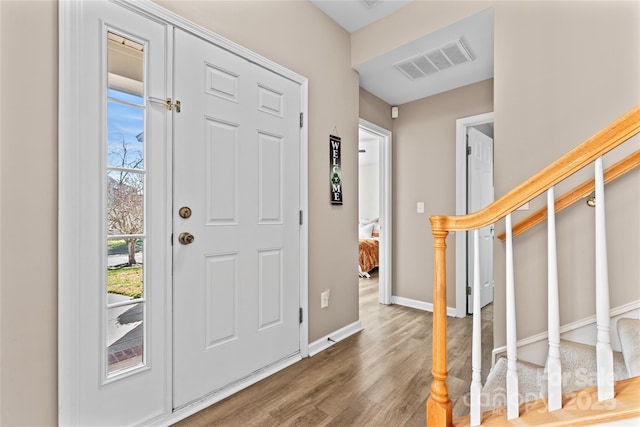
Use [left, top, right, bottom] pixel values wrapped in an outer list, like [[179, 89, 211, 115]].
[[172, 29, 302, 408], [467, 127, 495, 312]]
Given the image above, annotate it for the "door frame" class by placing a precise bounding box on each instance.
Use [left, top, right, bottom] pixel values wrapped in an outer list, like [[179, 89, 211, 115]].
[[359, 119, 392, 305], [59, 0, 309, 423], [454, 112, 493, 318]]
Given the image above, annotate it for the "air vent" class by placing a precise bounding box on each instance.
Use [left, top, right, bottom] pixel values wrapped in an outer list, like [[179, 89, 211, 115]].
[[361, 0, 383, 7], [394, 39, 474, 81]]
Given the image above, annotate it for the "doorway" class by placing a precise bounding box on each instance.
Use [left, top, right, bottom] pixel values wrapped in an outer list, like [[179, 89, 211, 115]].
[[358, 119, 392, 306], [455, 113, 494, 317], [59, 1, 309, 424]]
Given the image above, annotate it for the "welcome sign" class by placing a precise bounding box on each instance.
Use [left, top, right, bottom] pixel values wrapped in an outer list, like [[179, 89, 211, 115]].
[[329, 135, 342, 204]]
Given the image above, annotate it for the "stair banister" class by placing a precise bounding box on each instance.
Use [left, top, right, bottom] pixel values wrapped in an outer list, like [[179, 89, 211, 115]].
[[427, 227, 452, 427], [595, 157, 614, 401], [505, 214, 519, 419], [496, 149, 640, 241], [426, 104, 640, 427], [470, 230, 482, 426], [431, 105, 640, 234], [546, 187, 562, 411]]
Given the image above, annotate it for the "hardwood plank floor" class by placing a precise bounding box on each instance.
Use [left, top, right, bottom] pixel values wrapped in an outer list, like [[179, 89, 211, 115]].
[[174, 271, 493, 426]]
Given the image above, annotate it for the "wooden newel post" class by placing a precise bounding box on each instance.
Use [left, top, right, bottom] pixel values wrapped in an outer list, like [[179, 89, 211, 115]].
[[426, 223, 452, 427]]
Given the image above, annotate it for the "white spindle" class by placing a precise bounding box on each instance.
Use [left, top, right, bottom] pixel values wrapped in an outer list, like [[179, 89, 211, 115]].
[[595, 157, 614, 401], [470, 229, 482, 426], [505, 213, 519, 420], [546, 187, 562, 411]]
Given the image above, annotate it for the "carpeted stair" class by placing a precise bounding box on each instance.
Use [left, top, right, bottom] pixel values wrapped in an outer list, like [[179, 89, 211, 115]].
[[617, 318, 640, 377], [481, 318, 639, 413]]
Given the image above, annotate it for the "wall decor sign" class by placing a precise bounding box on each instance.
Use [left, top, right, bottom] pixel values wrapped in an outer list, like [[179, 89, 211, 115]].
[[329, 135, 343, 204]]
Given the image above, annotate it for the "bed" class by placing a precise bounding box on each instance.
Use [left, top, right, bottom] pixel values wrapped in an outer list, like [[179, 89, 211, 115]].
[[358, 221, 379, 278]]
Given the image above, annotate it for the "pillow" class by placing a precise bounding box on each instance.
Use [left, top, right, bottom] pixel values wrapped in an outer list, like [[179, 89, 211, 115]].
[[359, 223, 374, 239]]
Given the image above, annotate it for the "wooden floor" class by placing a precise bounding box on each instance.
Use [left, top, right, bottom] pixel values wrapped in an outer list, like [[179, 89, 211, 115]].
[[174, 271, 493, 426]]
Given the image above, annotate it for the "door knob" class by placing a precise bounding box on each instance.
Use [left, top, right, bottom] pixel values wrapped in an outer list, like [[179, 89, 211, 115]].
[[179, 206, 192, 219], [178, 232, 195, 245]]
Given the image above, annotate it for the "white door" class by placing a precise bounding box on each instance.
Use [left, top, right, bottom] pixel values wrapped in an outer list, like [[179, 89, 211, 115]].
[[172, 29, 301, 408], [467, 127, 494, 312], [59, 1, 170, 424]]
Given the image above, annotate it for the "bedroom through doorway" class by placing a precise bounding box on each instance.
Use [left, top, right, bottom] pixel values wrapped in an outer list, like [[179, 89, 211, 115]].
[[358, 120, 392, 308]]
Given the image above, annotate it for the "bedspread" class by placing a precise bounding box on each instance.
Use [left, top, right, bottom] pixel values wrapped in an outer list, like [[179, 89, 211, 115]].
[[359, 238, 379, 273]]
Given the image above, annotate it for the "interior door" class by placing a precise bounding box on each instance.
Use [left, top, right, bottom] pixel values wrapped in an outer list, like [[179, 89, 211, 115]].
[[172, 29, 301, 408], [467, 127, 495, 313]]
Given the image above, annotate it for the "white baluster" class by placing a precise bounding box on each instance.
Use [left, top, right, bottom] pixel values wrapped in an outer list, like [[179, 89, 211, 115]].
[[470, 229, 482, 426], [505, 214, 519, 420], [595, 157, 614, 401], [546, 187, 562, 411]]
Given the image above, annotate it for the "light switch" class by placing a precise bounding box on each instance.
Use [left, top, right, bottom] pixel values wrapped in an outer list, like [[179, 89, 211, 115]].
[[417, 202, 425, 213]]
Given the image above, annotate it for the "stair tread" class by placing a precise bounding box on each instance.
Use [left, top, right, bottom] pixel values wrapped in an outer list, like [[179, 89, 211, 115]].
[[453, 376, 640, 427], [617, 318, 640, 377], [552, 339, 628, 393], [482, 357, 544, 412]]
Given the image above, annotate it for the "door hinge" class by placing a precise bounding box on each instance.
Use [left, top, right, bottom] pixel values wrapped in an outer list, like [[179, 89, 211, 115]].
[[299, 112, 303, 128], [148, 97, 181, 113], [299, 210, 304, 225], [467, 286, 471, 295], [170, 233, 174, 246], [467, 146, 472, 155], [299, 307, 303, 324]]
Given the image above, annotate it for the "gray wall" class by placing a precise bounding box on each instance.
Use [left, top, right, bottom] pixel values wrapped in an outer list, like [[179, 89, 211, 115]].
[[391, 79, 494, 304]]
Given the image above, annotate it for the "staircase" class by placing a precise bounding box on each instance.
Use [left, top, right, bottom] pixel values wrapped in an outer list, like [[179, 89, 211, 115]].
[[482, 333, 634, 414], [454, 322, 640, 426], [425, 105, 640, 427]]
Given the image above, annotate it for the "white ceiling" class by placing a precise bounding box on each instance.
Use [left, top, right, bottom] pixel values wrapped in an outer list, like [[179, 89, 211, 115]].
[[309, 0, 494, 106], [309, 0, 415, 33]]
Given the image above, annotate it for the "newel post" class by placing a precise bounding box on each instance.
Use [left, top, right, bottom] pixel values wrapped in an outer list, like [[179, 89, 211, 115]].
[[426, 219, 452, 427]]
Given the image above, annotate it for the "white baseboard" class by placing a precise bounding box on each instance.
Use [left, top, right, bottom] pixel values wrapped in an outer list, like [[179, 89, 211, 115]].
[[308, 320, 363, 356], [152, 353, 302, 426], [391, 295, 458, 317], [491, 300, 640, 367]]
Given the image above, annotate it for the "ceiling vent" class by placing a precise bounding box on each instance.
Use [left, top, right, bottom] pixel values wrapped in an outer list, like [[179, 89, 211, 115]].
[[394, 38, 474, 81], [361, 0, 383, 8]]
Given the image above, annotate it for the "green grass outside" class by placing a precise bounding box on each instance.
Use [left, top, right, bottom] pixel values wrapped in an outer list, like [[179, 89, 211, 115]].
[[108, 239, 126, 248], [108, 266, 143, 298]]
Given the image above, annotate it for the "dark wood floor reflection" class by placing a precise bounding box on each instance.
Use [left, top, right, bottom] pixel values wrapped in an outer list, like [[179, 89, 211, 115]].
[[174, 270, 493, 426]]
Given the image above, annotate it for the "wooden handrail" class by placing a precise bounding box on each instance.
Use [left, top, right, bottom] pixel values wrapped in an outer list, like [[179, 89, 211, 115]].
[[496, 149, 640, 241], [429, 105, 640, 234], [426, 105, 640, 427]]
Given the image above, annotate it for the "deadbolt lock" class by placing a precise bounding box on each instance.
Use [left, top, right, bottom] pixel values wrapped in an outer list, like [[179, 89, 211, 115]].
[[178, 232, 195, 245], [179, 206, 192, 219]]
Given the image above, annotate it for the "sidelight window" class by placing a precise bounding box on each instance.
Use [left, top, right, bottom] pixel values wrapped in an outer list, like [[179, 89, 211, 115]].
[[105, 32, 147, 377]]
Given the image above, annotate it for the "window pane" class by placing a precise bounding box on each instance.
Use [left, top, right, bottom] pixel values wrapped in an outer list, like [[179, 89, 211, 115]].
[[107, 171, 144, 236], [107, 101, 144, 169], [106, 32, 146, 379], [107, 304, 144, 374], [107, 239, 144, 298]]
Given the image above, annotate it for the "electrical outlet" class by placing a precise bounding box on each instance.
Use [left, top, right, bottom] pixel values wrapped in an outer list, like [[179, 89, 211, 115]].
[[417, 202, 425, 213], [321, 289, 330, 308]]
